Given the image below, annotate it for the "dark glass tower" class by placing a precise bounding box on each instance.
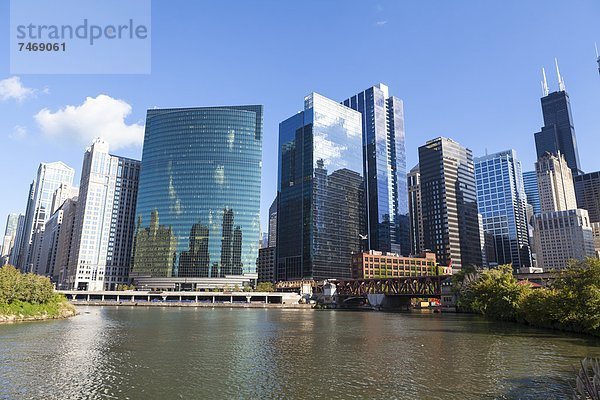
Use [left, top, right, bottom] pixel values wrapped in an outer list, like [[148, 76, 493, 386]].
[[277, 93, 365, 281], [574, 172, 600, 223], [534, 65, 582, 175], [418, 137, 482, 271], [132, 106, 263, 279], [342, 84, 409, 255]]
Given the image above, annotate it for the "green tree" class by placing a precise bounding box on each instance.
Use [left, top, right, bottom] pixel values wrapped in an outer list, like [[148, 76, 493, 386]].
[[256, 282, 274, 292], [0, 265, 24, 304], [457, 265, 529, 321], [551, 258, 600, 334]]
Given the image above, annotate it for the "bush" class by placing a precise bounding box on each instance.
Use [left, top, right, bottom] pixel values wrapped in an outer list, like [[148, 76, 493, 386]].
[[0, 265, 54, 305]]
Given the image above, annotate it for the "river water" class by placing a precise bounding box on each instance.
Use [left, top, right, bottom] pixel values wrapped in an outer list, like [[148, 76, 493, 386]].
[[1, 306, 599, 399]]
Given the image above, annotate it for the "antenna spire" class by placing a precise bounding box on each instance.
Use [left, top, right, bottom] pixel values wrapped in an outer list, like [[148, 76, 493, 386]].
[[541, 68, 549, 96], [555, 58, 566, 91]]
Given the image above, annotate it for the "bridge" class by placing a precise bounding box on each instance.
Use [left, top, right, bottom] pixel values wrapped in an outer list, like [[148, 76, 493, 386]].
[[332, 275, 452, 298]]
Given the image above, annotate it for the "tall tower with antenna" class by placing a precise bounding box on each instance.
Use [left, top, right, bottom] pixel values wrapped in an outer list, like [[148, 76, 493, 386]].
[[596, 43, 600, 76], [533, 59, 583, 176]]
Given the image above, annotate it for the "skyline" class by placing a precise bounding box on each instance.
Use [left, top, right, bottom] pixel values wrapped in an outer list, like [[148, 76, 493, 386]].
[[1, 1, 600, 236]]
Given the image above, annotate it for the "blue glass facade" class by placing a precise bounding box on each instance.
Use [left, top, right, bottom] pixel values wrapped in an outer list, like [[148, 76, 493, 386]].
[[523, 171, 541, 215], [132, 106, 263, 278], [277, 93, 365, 280], [342, 84, 409, 255], [475, 150, 531, 270]]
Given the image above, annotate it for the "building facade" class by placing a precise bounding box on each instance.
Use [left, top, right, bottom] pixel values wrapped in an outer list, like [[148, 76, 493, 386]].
[[132, 106, 263, 286], [351, 251, 449, 279], [104, 156, 140, 290], [16, 162, 75, 272], [8, 215, 25, 266], [268, 196, 278, 248], [574, 171, 600, 223], [534, 66, 582, 175], [277, 93, 364, 281], [533, 209, 595, 270], [418, 137, 482, 271], [53, 198, 78, 286], [523, 171, 541, 216], [407, 164, 424, 255], [536, 152, 577, 213], [257, 246, 276, 283], [66, 140, 120, 291], [474, 150, 531, 271], [342, 84, 409, 255], [1, 214, 22, 265]]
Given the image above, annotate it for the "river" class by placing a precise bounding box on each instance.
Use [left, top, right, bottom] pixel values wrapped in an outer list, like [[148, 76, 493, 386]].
[[1, 306, 599, 399]]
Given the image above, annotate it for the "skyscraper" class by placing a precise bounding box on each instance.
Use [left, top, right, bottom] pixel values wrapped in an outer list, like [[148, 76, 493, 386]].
[[8, 214, 25, 266], [268, 195, 278, 248], [533, 209, 595, 271], [1, 214, 22, 265], [407, 164, 424, 255], [104, 156, 140, 289], [16, 162, 75, 272], [522, 171, 541, 215], [132, 105, 263, 287], [475, 150, 531, 271], [574, 171, 600, 223], [535, 152, 577, 213], [534, 62, 582, 175], [277, 93, 364, 281], [342, 84, 409, 255], [418, 137, 482, 271], [66, 140, 120, 290]]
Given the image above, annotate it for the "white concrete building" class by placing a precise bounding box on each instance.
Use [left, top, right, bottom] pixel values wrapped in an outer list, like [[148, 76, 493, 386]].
[[533, 209, 595, 270]]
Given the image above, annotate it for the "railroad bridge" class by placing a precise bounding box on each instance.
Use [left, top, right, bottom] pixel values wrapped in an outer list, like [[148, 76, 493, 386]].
[[332, 275, 452, 298]]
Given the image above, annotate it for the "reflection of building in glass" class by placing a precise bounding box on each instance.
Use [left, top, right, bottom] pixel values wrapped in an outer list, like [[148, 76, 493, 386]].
[[179, 223, 210, 278], [277, 93, 365, 281], [133, 210, 177, 277], [475, 150, 531, 271], [132, 106, 263, 282], [219, 208, 243, 277], [342, 84, 409, 255], [418, 137, 482, 272]]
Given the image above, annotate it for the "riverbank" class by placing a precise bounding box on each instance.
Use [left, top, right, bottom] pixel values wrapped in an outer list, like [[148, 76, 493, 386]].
[[69, 300, 312, 309], [0, 300, 77, 323]]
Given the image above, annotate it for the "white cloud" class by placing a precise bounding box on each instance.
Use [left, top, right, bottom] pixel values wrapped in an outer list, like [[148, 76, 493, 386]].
[[0, 76, 36, 102], [34, 94, 144, 150], [8, 125, 27, 139], [375, 20, 388, 27]]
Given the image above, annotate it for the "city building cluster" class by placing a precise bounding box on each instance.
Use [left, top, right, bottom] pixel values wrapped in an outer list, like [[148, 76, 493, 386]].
[[1, 58, 599, 291]]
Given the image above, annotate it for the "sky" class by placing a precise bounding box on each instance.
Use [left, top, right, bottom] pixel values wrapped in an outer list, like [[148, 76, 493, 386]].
[[0, 0, 599, 236]]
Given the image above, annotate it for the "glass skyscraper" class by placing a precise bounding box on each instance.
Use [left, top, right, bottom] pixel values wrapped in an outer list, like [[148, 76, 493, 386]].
[[277, 93, 364, 281], [522, 171, 541, 215], [342, 84, 409, 255], [132, 106, 263, 281], [475, 150, 531, 270], [418, 137, 482, 271], [16, 161, 75, 272], [534, 90, 582, 175]]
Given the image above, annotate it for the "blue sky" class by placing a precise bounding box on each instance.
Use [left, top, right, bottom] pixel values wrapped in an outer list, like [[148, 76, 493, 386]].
[[1, 0, 599, 236]]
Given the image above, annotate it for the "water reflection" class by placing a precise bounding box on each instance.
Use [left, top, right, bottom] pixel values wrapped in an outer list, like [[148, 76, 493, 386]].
[[1, 308, 599, 399]]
